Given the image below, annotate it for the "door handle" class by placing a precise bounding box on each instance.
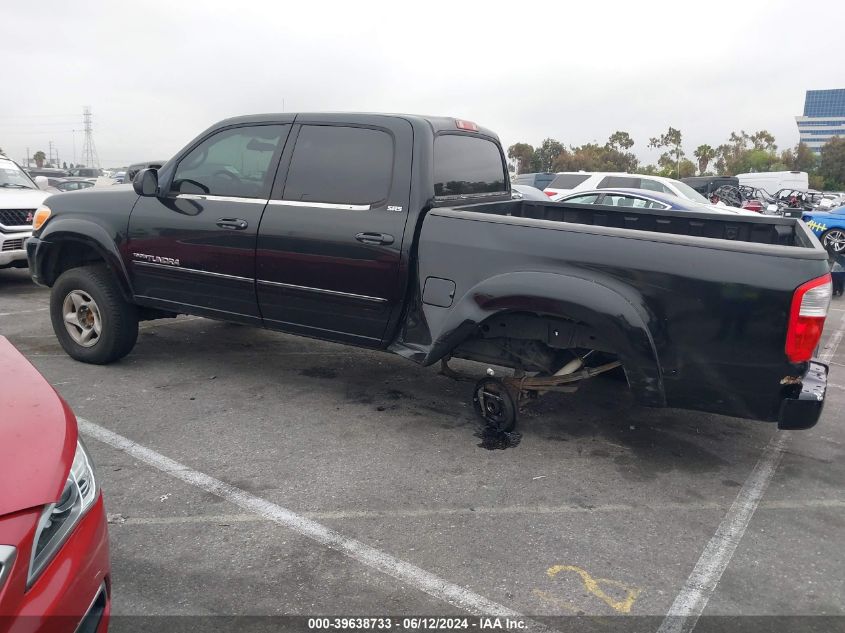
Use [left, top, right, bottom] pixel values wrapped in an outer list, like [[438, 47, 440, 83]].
[[355, 232, 394, 245], [216, 218, 248, 230]]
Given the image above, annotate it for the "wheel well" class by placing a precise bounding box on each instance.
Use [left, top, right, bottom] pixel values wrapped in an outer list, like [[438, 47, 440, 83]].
[[449, 311, 616, 374], [45, 240, 107, 286]]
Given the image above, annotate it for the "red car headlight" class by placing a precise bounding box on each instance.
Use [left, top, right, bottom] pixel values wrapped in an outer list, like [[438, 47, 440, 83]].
[[0, 545, 15, 592], [27, 440, 98, 587]]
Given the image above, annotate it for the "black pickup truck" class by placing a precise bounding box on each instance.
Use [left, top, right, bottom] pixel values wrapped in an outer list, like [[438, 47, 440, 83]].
[[26, 113, 832, 432]]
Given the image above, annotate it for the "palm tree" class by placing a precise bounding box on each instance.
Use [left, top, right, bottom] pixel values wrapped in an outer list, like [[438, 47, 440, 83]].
[[693, 144, 716, 175], [33, 150, 47, 168]]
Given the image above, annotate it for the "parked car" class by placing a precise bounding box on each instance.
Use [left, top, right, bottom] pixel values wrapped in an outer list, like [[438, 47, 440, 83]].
[[125, 161, 168, 185], [737, 170, 808, 193], [0, 336, 110, 631], [557, 188, 759, 215], [27, 112, 831, 434], [112, 171, 126, 184], [511, 172, 555, 191], [511, 184, 551, 201], [25, 167, 69, 180], [54, 178, 96, 192], [817, 193, 845, 210], [1, 155, 51, 269], [68, 167, 103, 178], [681, 176, 739, 197], [802, 208, 845, 254], [711, 185, 811, 217], [544, 171, 715, 205]]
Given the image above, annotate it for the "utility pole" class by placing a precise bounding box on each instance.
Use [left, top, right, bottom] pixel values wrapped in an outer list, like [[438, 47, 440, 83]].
[[677, 142, 681, 179], [48, 140, 60, 168], [79, 106, 100, 169]]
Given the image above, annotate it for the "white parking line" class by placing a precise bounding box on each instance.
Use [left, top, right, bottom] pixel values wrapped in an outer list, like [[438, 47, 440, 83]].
[[656, 434, 788, 633], [77, 418, 527, 621], [657, 310, 845, 633], [0, 307, 48, 317]]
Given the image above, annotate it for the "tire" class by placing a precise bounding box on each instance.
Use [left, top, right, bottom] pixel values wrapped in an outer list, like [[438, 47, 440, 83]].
[[50, 265, 139, 364], [821, 228, 845, 254]]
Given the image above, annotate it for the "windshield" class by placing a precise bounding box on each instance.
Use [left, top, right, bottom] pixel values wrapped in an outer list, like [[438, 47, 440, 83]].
[[671, 179, 710, 203], [0, 162, 37, 189]]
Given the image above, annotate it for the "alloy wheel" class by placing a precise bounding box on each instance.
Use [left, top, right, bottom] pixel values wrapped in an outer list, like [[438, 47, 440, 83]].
[[62, 290, 102, 347]]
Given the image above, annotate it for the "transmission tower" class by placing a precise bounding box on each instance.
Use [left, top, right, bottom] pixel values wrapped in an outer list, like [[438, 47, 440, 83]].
[[79, 106, 100, 168]]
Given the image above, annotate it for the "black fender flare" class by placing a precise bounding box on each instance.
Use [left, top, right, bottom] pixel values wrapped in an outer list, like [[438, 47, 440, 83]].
[[411, 271, 665, 407], [38, 218, 134, 301]]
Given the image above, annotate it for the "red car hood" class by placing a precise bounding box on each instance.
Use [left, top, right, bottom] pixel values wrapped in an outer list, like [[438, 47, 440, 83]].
[[0, 337, 77, 516]]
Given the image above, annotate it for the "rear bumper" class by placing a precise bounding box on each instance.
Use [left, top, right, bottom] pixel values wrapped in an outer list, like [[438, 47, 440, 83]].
[[0, 231, 30, 268], [778, 361, 828, 430]]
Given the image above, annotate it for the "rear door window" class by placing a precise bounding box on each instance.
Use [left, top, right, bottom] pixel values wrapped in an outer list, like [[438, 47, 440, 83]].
[[598, 175, 640, 189], [603, 194, 666, 209], [640, 178, 673, 194], [548, 173, 590, 189], [283, 125, 394, 205], [434, 134, 507, 198]]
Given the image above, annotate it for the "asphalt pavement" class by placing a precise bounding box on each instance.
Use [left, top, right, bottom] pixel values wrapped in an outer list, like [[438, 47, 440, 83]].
[[1, 267, 843, 632]]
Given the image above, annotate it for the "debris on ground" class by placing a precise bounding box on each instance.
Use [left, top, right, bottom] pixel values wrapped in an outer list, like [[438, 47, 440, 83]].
[[475, 426, 522, 450]]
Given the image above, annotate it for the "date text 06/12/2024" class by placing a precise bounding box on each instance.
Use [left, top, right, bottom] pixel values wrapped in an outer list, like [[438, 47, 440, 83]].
[[307, 617, 528, 630]]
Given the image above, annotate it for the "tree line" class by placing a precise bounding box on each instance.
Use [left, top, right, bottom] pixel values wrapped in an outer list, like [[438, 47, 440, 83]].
[[508, 128, 845, 191], [0, 146, 83, 170]]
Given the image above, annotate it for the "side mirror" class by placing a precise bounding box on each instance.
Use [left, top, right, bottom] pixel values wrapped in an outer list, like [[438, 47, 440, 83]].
[[133, 168, 158, 196], [34, 176, 49, 189]]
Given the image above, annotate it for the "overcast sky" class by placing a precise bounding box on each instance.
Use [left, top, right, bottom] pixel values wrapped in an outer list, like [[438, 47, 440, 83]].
[[1, 0, 841, 168]]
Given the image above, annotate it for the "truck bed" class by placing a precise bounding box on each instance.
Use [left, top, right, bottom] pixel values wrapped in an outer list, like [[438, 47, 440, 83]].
[[401, 198, 831, 425], [448, 199, 822, 252]]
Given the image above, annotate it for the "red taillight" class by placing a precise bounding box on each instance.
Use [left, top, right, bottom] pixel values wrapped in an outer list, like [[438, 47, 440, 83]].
[[741, 201, 763, 212], [455, 119, 478, 132], [544, 191, 556, 198], [785, 274, 832, 363]]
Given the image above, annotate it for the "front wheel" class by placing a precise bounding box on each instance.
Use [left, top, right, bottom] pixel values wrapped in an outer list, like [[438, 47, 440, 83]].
[[50, 265, 139, 364], [822, 228, 845, 254]]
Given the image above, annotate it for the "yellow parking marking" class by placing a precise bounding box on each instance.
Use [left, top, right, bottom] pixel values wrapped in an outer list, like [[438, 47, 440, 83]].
[[546, 564, 641, 614]]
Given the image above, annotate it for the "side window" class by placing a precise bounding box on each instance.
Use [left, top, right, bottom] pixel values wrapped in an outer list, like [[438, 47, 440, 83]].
[[172, 125, 288, 199], [548, 173, 590, 189], [283, 125, 393, 205], [565, 194, 599, 204], [434, 134, 507, 198], [598, 175, 640, 188], [640, 178, 673, 194], [604, 195, 637, 207]]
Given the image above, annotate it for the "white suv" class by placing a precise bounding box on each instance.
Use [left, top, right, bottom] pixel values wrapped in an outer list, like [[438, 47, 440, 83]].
[[543, 172, 714, 205], [0, 156, 51, 270]]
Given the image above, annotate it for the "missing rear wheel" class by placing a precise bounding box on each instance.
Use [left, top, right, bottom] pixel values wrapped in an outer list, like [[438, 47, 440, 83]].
[[472, 378, 518, 432]]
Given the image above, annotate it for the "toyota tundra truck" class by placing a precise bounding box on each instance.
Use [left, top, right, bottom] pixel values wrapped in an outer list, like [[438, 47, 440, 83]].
[[25, 113, 832, 432]]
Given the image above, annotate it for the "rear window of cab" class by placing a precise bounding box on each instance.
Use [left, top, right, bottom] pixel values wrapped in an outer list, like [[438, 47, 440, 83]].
[[433, 134, 507, 198]]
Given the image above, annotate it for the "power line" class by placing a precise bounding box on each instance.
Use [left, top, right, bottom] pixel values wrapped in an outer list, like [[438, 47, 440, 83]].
[[0, 113, 80, 119]]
